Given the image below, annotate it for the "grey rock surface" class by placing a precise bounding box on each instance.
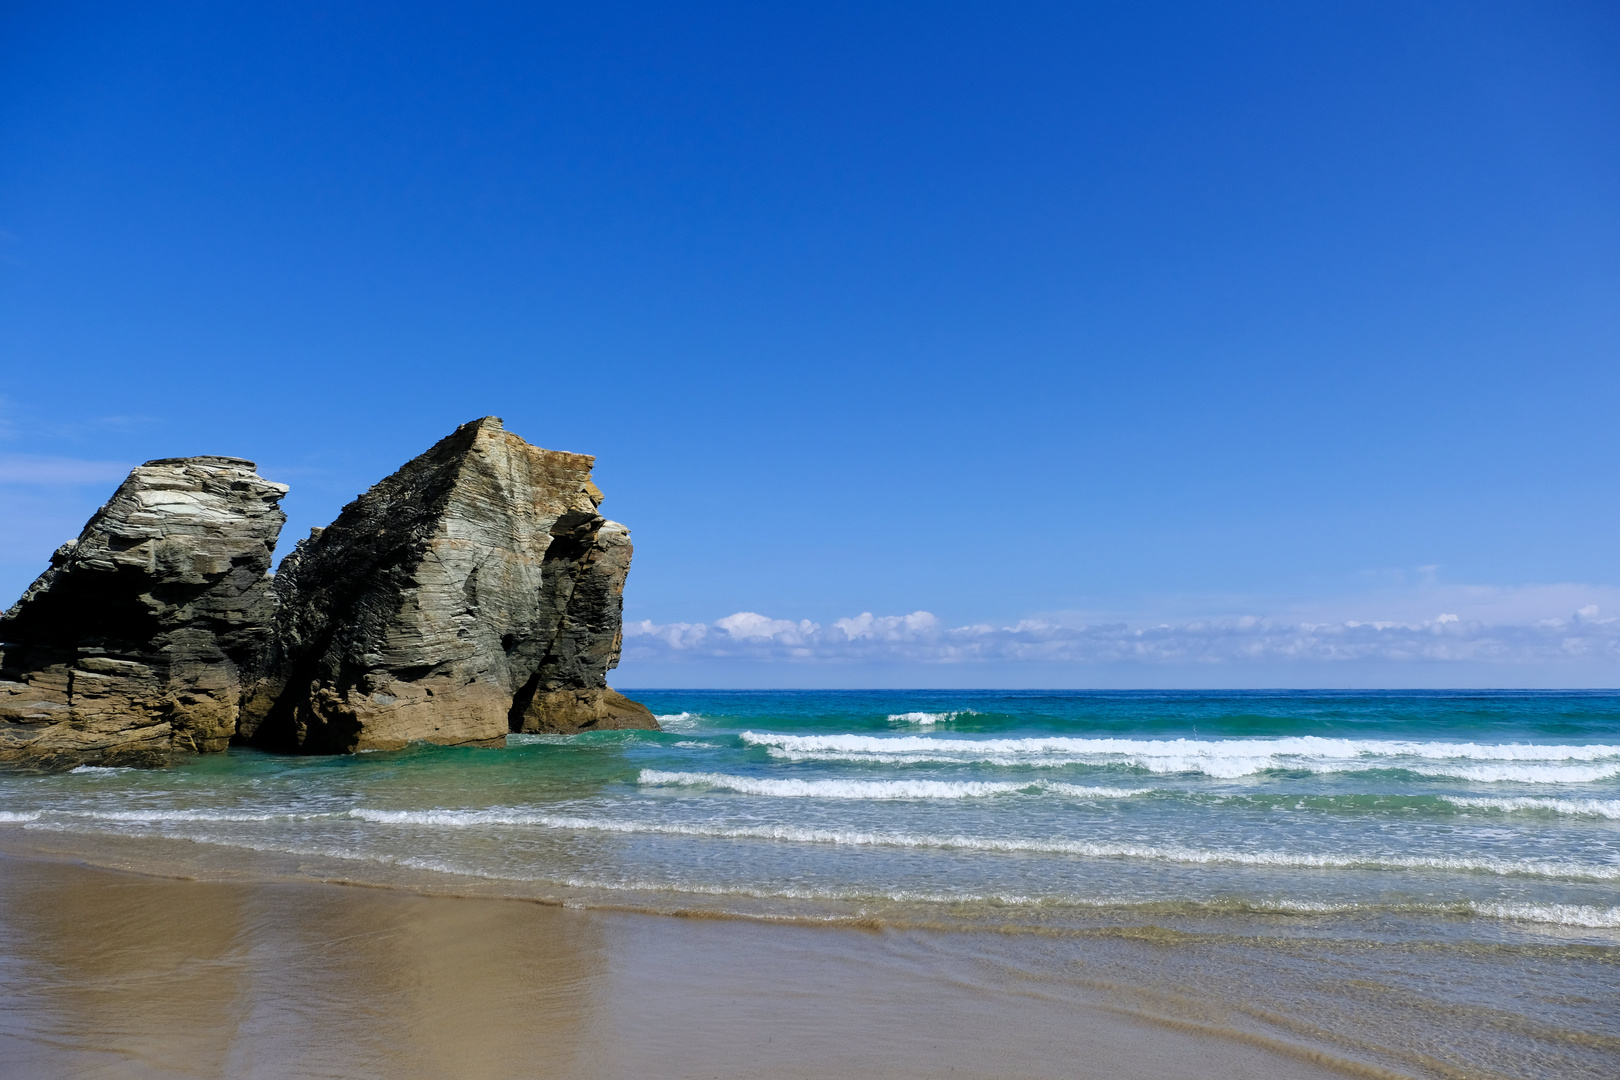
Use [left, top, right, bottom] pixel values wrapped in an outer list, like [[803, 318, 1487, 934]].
[[241, 417, 654, 752], [0, 457, 288, 764]]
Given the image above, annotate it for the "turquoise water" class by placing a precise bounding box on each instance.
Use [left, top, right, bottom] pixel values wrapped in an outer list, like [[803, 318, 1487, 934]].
[[2, 690, 1617, 937]]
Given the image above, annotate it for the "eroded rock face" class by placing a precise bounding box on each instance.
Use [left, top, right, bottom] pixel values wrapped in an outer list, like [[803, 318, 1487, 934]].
[[241, 417, 654, 752], [0, 457, 288, 765]]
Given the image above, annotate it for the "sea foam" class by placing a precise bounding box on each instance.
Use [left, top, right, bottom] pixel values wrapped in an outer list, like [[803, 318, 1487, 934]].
[[887, 711, 976, 726], [636, 769, 1148, 800], [88, 809, 331, 823], [343, 808, 1620, 880], [34, 812, 1620, 928], [654, 712, 703, 732], [740, 732, 1620, 782], [1468, 902, 1620, 928], [1439, 795, 1620, 819]]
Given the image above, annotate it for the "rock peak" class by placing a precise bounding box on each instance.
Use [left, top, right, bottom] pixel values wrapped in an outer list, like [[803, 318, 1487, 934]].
[[143, 455, 259, 469]]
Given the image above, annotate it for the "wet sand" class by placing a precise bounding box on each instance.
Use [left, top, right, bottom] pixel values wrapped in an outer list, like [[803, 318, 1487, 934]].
[[0, 849, 1376, 1080]]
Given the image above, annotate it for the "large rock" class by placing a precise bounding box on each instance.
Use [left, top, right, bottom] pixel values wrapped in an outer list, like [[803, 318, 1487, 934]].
[[0, 457, 288, 765], [241, 417, 654, 753]]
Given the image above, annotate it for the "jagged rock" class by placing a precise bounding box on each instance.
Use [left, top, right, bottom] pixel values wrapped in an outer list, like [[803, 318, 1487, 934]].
[[0, 457, 288, 765], [241, 417, 654, 753]]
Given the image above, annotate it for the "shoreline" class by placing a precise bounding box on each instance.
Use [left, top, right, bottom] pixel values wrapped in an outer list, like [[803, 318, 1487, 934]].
[[0, 832, 1419, 1080], [3, 818, 1613, 941]]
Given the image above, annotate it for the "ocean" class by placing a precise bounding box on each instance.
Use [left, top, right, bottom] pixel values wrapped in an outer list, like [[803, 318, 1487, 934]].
[[2, 690, 1617, 1078]]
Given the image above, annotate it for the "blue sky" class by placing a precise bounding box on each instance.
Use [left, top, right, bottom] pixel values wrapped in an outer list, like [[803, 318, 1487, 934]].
[[2, 1, 1617, 687]]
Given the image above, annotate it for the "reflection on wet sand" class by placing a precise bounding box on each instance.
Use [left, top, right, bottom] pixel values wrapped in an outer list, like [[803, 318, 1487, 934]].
[[0, 854, 1368, 1080], [0, 856, 607, 1080], [0, 854, 252, 1078]]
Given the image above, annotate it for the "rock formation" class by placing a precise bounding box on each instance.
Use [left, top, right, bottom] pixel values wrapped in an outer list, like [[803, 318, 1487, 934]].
[[239, 417, 655, 753], [0, 418, 654, 765], [0, 457, 288, 765]]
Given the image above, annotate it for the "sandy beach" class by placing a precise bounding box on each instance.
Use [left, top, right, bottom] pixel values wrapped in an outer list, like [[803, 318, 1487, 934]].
[[0, 838, 1403, 1080]]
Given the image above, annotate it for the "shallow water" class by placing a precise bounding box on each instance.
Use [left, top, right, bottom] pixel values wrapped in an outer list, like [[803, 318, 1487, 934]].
[[2, 690, 1617, 1077]]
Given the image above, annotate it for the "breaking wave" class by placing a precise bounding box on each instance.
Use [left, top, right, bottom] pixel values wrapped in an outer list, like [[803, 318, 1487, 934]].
[[654, 712, 704, 732], [887, 711, 977, 726], [740, 732, 1620, 782], [1439, 796, 1620, 819], [636, 769, 1149, 800], [1468, 901, 1620, 928]]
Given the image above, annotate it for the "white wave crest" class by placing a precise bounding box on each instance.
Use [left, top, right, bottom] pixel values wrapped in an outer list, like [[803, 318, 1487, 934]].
[[1407, 763, 1620, 783], [636, 770, 1148, 800], [68, 765, 132, 775], [763, 748, 1087, 768], [741, 732, 1620, 782], [1440, 796, 1620, 819], [1468, 902, 1620, 928], [345, 809, 1620, 880], [0, 810, 42, 823], [655, 712, 703, 732], [1200, 897, 1620, 928], [61, 809, 337, 823], [887, 711, 975, 726]]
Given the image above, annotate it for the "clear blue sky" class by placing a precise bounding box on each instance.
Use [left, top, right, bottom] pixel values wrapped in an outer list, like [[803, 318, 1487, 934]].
[[2, 1, 1617, 686]]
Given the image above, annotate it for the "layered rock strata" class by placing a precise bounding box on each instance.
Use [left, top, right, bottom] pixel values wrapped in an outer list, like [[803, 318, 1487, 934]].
[[0, 458, 288, 764], [240, 417, 655, 752]]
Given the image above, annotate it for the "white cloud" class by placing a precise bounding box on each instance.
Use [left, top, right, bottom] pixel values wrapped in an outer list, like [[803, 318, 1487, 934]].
[[715, 612, 819, 641], [834, 611, 939, 640], [623, 606, 1620, 667]]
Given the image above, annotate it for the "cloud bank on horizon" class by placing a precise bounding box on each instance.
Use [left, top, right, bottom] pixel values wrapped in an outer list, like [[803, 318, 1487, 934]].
[[625, 605, 1620, 669]]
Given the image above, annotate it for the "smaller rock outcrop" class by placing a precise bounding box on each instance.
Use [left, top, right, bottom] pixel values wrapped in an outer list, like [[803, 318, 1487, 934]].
[[0, 457, 287, 765]]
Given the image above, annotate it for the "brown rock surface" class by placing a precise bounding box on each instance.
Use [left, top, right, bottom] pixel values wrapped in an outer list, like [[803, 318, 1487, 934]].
[[0, 457, 288, 764], [242, 417, 654, 752], [516, 688, 658, 734]]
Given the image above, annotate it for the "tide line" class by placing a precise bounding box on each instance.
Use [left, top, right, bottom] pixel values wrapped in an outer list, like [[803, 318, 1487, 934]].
[[344, 808, 1620, 880]]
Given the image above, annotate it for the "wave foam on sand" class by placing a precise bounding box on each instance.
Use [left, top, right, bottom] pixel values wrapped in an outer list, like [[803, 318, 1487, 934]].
[[337, 809, 1620, 880]]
